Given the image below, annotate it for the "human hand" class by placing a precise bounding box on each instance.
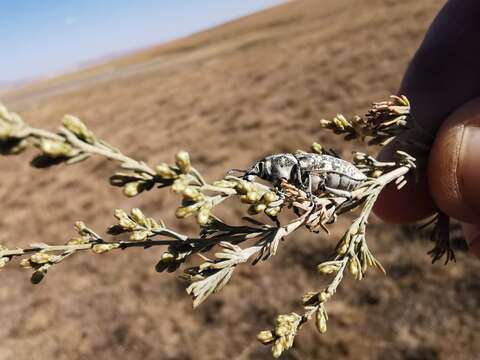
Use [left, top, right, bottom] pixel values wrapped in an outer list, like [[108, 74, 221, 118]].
[[373, 0, 480, 256]]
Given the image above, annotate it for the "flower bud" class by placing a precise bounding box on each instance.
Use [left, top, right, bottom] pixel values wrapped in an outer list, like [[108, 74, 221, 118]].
[[118, 217, 136, 230], [123, 182, 140, 197], [67, 237, 89, 245], [317, 262, 340, 275], [315, 310, 327, 334], [171, 178, 187, 193], [265, 206, 280, 217], [114, 209, 128, 220], [74, 221, 88, 233], [272, 341, 283, 358], [361, 258, 368, 273], [234, 181, 251, 195], [175, 207, 189, 219], [349, 258, 360, 278], [0, 257, 9, 269], [262, 192, 277, 204], [241, 191, 259, 204], [129, 230, 149, 241], [40, 139, 74, 158], [62, 115, 95, 143], [130, 208, 146, 224], [311, 142, 323, 154], [175, 151, 191, 173], [249, 203, 266, 215], [196, 206, 210, 226], [274, 324, 288, 337], [254, 204, 267, 214], [371, 170, 383, 178], [337, 239, 349, 256], [175, 203, 201, 219], [257, 330, 275, 344], [92, 243, 118, 254], [318, 291, 331, 303], [155, 163, 177, 179], [183, 187, 203, 202], [333, 114, 350, 130], [30, 253, 51, 265], [319, 119, 330, 128], [146, 217, 160, 229]]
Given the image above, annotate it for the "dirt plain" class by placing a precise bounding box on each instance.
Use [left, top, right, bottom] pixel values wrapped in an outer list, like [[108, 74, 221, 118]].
[[1, 0, 479, 359]]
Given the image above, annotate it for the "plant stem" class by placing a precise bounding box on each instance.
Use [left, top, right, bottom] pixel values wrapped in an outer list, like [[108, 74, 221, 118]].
[[59, 127, 156, 175]]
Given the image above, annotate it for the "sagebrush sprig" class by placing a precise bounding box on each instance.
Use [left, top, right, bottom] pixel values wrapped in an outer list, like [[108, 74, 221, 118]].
[[319, 95, 410, 145], [0, 96, 447, 358]]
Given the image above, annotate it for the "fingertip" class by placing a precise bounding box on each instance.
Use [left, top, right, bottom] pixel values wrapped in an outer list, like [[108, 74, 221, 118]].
[[428, 98, 480, 223], [373, 173, 437, 224], [372, 136, 437, 224]]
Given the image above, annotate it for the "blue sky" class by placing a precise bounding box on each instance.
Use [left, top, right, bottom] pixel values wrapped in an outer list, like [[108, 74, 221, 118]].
[[0, 0, 285, 84]]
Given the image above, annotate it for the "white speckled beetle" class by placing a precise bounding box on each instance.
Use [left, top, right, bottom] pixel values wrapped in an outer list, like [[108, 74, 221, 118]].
[[230, 152, 367, 199]]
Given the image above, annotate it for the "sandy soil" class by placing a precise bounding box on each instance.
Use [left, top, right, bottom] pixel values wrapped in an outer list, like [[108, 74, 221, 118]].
[[1, 0, 479, 359]]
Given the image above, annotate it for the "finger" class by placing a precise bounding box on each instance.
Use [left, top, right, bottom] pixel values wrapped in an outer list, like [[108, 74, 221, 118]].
[[373, 133, 437, 224], [398, 0, 480, 137], [461, 223, 480, 258], [374, 0, 480, 224], [428, 98, 480, 223]]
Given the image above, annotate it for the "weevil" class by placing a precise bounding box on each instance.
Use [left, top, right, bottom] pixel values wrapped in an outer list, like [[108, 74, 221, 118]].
[[229, 152, 367, 199]]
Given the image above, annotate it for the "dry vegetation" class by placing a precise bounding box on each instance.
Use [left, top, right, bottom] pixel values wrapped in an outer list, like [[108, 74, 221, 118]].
[[1, 0, 479, 359]]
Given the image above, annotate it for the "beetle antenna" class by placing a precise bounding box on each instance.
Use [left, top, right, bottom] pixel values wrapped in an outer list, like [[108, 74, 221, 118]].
[[226, 168, 246, 176]]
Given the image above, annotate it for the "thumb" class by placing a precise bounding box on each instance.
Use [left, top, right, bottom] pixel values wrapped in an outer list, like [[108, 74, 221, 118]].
[[428, 97, 480, 224]]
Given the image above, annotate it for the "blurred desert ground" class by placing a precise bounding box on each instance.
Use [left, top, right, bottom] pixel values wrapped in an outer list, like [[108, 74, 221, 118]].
[[1, 0, 479, 359]]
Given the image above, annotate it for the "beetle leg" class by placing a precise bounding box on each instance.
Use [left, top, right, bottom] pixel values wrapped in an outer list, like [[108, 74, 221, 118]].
[[293, 163, 304, 188], [326, 213, 337, 224], [306, 174, 320, 204], [308, 174, 313, 194], [303, 173, 312, 197], [324, 185, 352, 199]]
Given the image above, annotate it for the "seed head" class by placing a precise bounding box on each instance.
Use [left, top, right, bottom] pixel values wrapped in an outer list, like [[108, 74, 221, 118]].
[[315, 309, 327, 334], [175, 151, 191, 173], [30, 253, 51, 265], [62, 115, 95, 143], [256, 330, 275, 344], [123, 182, 140, 197], [92, 244, 118, 254], [155, 163, 178, 179]]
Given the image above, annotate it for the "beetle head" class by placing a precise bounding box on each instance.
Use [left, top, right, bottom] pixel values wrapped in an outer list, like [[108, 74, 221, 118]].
[[228, 154, 299, 186], [243, 158, 270, 181], [249, 154, 298, 185]]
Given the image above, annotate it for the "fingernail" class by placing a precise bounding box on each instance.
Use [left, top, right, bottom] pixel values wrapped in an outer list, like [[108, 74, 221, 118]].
[[459, 125, 480, 217]]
